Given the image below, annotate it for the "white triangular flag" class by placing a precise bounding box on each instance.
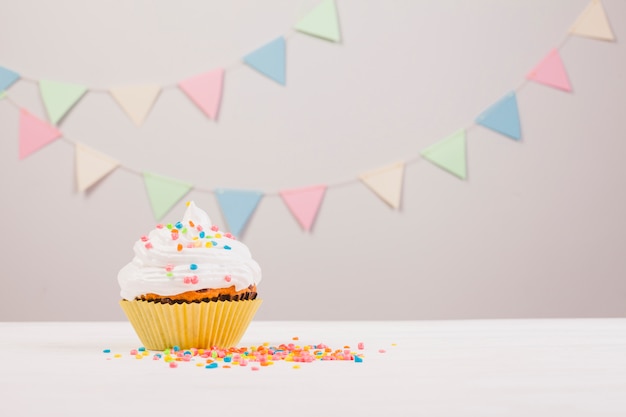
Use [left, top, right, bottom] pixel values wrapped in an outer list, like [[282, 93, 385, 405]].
[[569, 0, 615, 41], [109, 85, 161, 126], [359, 162, 404, 209], [75, 143, 119, 192]]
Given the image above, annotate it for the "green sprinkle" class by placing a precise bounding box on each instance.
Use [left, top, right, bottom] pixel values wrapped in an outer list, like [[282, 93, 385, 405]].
[[166, 224, 173, 230]]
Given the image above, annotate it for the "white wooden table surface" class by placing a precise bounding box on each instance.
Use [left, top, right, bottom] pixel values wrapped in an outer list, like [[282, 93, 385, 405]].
[[1, 319, 625, 416]]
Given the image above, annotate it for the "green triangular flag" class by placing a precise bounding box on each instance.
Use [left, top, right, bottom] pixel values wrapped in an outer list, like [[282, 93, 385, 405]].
[[295, 0, 341, 42], [421, 129, 467, 179], [143, 172, 193, 220], [39, 80, 87, 125]]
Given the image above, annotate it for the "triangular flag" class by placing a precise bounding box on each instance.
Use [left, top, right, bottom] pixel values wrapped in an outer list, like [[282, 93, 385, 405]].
[[39, 80, 88, 125], [475, 91, 521, 140], [110, 85, 161, 126], [244, 37, 286, 85], [359, 162, 404, 209], [570, 0, 615, 41], [295, 0, 341, 42], [279, 185, 326, 231], [178, 68, 225, 120], [421, 129, 467, 180], [215, 189, 263, 238], [143, 172, 192, 220], [527, 49, 572, 91], [0, 67, 20, 92], [75, 143, 119, 192], [18, 109, 62, 159]]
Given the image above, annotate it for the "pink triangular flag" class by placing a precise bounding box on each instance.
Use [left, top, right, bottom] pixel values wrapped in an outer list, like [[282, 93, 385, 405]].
[[279, 185, 327, 232], [19, 109, 62, 159], [178, 68, 224, 120], [527, 49, 572, 92]]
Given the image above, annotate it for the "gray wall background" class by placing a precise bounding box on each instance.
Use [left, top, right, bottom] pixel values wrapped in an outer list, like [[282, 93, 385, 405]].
[[1, 0, 625, 321]]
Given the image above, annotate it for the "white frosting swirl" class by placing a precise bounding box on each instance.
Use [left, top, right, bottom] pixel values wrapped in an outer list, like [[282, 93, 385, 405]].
[[118, 201, 261, 300]]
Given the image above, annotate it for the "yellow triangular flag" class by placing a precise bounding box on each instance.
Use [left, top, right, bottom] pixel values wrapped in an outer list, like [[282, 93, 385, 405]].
[[109, 85, 161, 126], [75, 143, 119, 192], [359, 162, 404, 209], [569, 0, 615, 41]]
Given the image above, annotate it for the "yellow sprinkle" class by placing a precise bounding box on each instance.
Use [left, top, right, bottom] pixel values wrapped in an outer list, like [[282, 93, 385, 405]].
[[205, 242, 211, 248], [215, 233, 222, 238], [198, 349, 205, 355], [285, 356, 293, 362], [391, 343, 397, 346], [186, 201, 190, 206], [135, 354, 142, 359], [263, 342, 269, 346], [114, 354, 122, 358], [192, 236, 198, 240], [196, 363, 204, 367], [292, 365, 300, 369], [142, 351, 149, 356], [303, 346, 310, 351]]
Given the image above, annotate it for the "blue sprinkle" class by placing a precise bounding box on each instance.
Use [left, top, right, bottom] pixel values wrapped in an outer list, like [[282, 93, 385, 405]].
[[190, 264, 198, 270], [138, 347, 146, 352], [154, 353, 162, 358], [354, 356, 363, 363], [175, 222, 183, 229], [103, 349, 111, 353], [184, 350, 192, 356], [199, 231, 205, 238], [205, 363, 218, 369], [211, 241, 217, 246], [223, 357, 232, 363], [223, 245, 232, 250], [173, 346, 180, 352]]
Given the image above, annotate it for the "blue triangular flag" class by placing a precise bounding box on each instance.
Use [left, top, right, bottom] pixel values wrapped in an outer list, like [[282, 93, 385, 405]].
[[475, 91, 521, 140], [244, 37, 286, 85], [0, 67, 20, 92], [215, 189, 263, 238]]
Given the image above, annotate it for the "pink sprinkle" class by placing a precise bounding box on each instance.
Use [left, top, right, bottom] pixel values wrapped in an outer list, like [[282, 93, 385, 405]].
[[165, 264, 174, 272], [169, 362, 178, 368], [130, 349, 138, 355], [144, 243, 153, 249], [225, 233, 233, 238], [210, 225, 219, 232], [186, 243, 194, 248], [239, 360, 248, 366], [224, 275, 231, 282], [171, 233, 179, 240], [251, 366, 260, 371], [156, 224, 164, 229], [191, 275, 199, 284], [152, 356, 160, 360], [358, 342, 364, 350], [378, 349, 386, 354], [140, 235, 149, 242], [183, 276, 192, 284], [196, 225, 203, 232]]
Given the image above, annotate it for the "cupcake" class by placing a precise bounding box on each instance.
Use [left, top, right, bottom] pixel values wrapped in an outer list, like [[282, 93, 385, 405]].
[[118, 201, 262, 350]]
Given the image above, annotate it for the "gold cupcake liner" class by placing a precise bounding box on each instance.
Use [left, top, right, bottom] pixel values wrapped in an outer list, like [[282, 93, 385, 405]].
[[119, 298, 262, 350]]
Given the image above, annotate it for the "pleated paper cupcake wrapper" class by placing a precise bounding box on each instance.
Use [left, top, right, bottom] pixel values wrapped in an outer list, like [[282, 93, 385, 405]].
[[120, 299, 262, 350]]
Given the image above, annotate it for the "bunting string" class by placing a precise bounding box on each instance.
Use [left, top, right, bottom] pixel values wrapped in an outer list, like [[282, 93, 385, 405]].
[[0, 0, 618, 237]]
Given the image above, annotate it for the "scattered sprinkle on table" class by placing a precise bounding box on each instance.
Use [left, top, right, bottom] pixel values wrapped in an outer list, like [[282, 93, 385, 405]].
[[101, 340, 391, 370]]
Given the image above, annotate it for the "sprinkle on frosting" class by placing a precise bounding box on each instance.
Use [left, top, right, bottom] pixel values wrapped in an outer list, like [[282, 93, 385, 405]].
[[118, 201, 261, 300]]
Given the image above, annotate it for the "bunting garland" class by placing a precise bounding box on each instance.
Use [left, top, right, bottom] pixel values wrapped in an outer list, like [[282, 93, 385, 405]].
[[1, 1, 620, 237]]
